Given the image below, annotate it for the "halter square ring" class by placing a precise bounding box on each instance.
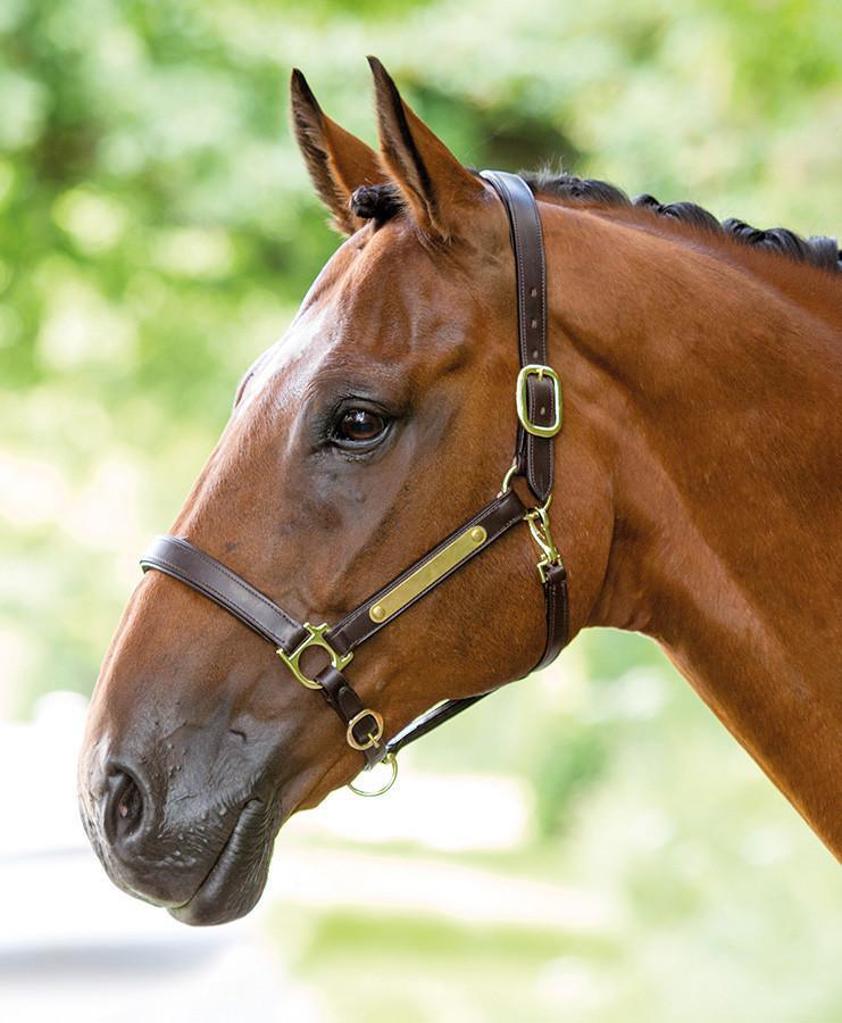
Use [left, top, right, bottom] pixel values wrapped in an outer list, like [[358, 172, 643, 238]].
[[277, 622, 353, 690], [516, 364, 562, 438]]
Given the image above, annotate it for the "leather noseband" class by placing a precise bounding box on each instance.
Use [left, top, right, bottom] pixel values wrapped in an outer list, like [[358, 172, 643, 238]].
[[140, 171, 569, 794]]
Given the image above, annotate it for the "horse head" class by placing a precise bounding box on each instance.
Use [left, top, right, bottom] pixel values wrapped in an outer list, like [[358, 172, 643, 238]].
[[77, 60, 613, 924]]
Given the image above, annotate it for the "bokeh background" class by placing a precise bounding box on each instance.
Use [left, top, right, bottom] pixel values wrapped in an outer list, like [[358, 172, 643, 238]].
[[2, 0, 841, 1020]]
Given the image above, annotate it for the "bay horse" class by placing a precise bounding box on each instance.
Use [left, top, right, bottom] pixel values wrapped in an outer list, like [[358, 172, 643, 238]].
[[78, 58, 842, 926]]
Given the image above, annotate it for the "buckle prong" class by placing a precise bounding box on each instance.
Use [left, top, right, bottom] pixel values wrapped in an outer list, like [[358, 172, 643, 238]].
[[346, 708, 385, 751]]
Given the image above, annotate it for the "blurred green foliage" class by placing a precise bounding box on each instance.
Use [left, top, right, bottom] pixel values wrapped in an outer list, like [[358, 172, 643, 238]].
[[2, 0, 841, 1019]]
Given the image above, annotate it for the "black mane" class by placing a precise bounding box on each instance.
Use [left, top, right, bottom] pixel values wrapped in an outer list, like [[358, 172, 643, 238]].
[[350, 173, 841, 273]]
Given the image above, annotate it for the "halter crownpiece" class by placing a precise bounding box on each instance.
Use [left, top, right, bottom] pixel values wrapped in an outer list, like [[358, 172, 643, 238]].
[[140, 171, 568, 796]]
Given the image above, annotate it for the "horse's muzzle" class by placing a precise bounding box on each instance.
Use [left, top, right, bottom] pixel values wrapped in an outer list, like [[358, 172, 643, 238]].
[[78, 746, 282, 925]]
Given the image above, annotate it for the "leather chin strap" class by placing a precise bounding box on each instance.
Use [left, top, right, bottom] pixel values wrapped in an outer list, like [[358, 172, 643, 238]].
[[140, 171, 569, 793]]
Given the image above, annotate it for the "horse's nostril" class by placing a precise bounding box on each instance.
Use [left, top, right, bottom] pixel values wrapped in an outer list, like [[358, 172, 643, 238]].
[[107, 770, 145, 844]]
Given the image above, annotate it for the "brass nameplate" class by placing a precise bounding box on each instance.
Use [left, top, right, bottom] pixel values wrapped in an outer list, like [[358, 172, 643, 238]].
[[368, 525, 488, 624]]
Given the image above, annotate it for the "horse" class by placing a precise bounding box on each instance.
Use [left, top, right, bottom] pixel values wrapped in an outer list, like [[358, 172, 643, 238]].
[[78, 57, 842, 926]]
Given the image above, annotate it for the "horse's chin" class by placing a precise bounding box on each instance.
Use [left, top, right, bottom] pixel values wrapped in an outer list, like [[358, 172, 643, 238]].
[[169, 797, 281, 926]]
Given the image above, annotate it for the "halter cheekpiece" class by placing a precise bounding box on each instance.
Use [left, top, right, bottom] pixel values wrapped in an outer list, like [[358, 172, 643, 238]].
[[140, 171, 569, 796]]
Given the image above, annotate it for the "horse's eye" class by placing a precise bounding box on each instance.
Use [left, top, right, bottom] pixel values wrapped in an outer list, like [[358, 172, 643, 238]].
[[333, 408, 389, 446]]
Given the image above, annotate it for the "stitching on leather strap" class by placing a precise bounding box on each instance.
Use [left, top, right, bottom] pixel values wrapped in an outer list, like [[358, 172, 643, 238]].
[[162, 538, 301, 633], [141, 553, 295, 649], [329, 491, 527, 649]]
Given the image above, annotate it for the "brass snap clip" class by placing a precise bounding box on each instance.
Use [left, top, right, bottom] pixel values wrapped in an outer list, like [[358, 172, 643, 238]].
[[525, 498, 564, 583]]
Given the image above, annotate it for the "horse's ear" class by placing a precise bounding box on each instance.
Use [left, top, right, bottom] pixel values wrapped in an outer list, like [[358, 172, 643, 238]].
[[290, 68, 387, 235], [367, 57, 486, 241]]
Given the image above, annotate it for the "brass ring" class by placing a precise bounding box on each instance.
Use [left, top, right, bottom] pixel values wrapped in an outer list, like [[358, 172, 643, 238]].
[[497, 458, 519, 497], [348, 752, 398, 797], [346, 709, 384, 751]]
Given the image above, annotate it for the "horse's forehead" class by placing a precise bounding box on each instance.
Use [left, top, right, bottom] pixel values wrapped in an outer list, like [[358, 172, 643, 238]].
[[240, 224, 456, 410], [300, 227, 455, 351], [324, 221, 440, 323]]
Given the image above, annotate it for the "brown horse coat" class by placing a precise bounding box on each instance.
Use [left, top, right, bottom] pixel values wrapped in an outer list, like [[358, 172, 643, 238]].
[[78, 59, 842, 925]]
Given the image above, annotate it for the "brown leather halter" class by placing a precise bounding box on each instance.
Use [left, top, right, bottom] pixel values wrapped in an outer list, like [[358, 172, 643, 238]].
[[140, 171, 569, 795]]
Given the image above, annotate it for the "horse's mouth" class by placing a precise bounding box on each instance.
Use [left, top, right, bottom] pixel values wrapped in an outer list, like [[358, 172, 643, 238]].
[[169, 797, 279, 926]]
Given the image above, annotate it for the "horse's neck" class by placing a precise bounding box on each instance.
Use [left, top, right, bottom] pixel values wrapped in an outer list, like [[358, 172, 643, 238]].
[[550, 204, 842, 855]]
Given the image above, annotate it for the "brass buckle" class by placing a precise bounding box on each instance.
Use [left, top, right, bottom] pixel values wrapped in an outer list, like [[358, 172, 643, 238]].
[[348, 752, 399, 797], [525, 499, 564, 583], [516, 364, 562, 438], [346, 708, 384, 751], [276, 623, 353, 691]]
